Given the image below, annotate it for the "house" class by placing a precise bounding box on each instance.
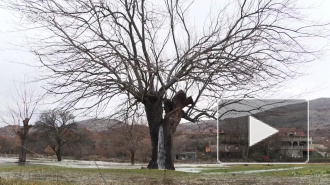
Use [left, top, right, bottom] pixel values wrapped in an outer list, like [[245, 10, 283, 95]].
[[218, 127, 313, 161], [278, 128, 314, 158]]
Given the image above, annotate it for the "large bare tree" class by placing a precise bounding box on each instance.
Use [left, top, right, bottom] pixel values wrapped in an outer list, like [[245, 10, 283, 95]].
[[4, 0, 327, 169], [0, 83, 40, 164]]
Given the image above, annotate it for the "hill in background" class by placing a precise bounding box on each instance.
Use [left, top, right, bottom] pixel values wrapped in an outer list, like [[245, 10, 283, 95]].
[[178, 98, 330, 137], [0, 98, 329, 140]]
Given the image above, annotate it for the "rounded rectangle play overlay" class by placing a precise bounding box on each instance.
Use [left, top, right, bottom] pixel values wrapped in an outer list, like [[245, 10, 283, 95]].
[[217, 99, 309, 164]]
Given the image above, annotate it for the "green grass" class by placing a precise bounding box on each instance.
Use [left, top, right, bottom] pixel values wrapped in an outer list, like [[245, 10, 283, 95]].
[[1, 163, 330, 176], [1, 163, 330, 184], [201, 164, 296, 173], [0, 165, 189, 178], [201, 163, 330, 178], [260, 164, 330, 177], [0, 164, 196, 184], [0, 164, 186, 174], [0, 179, 73, 185]]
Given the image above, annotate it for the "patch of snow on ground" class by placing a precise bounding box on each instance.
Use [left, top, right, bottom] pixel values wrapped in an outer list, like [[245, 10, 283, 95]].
[[233, 167, 304, 174], [0, 157, 226, 172]]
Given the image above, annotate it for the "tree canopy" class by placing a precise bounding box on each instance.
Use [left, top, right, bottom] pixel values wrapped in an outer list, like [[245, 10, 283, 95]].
[[4, 0, 326, 120]]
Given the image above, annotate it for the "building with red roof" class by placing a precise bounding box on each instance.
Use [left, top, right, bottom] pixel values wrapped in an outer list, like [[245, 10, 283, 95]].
[[278, 128, 314, 158]]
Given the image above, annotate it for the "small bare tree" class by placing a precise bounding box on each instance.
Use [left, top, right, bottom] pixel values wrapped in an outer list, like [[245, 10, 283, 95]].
[[4, 0, 328, 169], [0, 83, 40, 164], [35, 110, 77, 161], [224, 117, 249, 159], [121, 120, 149, 165]]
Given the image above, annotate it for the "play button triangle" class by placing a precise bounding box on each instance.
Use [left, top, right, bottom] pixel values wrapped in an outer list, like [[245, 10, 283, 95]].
[[249, 116, 279, 147]]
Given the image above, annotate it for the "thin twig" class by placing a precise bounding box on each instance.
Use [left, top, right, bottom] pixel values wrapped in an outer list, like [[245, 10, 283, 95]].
[[94, 160, 107, 184]]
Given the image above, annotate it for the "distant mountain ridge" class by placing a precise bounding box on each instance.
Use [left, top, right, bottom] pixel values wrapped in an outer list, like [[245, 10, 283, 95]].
[[177, 98, 330, 135], [0, 118, 123, 138], [309, 98, 330, 129], [1, 98, 330, 137], [0, 125, 16, 137], [77, 118, 122, 132]]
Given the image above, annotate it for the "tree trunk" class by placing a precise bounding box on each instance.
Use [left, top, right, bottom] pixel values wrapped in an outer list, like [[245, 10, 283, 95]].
[[18, 118, 31, 164], [144, 97, 163, 169], [56, 147, 62, 161], [18, 135, 27, 164], [145, 90, 193, 170], [162, 121, 175, 170], [130, 149, 135, 165]]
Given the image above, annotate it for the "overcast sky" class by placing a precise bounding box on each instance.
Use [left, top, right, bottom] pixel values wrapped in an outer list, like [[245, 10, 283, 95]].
[[0, 0, 330, 127]]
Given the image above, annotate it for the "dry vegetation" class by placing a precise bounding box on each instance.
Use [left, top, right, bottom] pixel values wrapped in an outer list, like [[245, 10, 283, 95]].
[[1, 164, 330, 184]]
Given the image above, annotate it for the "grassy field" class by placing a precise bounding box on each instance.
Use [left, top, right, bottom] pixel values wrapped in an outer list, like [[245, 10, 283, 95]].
[[1, 163, 330, 184]]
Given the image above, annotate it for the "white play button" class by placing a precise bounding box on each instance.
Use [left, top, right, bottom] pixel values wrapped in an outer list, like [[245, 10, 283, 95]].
[[249, 116, 279, 147]]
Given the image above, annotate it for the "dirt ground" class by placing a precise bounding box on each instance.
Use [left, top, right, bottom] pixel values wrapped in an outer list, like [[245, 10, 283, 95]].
[[1, 170, 329, 185], [1, 157, 330, 184]]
